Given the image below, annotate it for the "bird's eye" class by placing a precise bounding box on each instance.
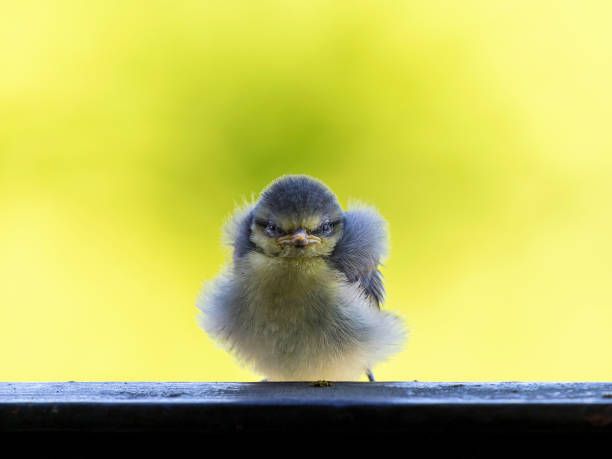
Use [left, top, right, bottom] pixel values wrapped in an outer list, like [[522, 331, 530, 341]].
[[265, 222, 283, 237], [315, 221, 334, 236]]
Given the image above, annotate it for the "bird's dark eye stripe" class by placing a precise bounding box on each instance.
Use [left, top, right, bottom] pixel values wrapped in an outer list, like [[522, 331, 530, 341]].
[[255, 219, 286, 237], [313, 219, 341, 234], [324, 219, 341, 228]]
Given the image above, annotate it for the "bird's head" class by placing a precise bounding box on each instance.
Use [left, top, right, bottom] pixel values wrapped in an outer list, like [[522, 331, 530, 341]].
[[250, 175, 344, 258]]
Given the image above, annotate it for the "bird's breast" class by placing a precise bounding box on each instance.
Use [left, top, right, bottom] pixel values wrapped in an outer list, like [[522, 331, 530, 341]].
[[221, 252, 377, 379], [243, 252, 339, 301]]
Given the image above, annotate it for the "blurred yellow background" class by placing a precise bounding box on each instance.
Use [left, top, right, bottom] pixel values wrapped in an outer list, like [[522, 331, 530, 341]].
[[1, 0, 611, 381]]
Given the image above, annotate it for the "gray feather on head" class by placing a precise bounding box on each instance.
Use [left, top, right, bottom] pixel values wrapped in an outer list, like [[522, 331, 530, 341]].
[[254, 175, 342, 225]]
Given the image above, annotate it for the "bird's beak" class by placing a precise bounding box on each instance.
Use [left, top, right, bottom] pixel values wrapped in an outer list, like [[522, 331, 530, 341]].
[[277, 229, 321, 247]]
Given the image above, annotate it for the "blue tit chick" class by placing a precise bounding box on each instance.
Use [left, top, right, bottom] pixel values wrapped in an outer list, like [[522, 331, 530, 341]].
[[197, 175, 406, 381]]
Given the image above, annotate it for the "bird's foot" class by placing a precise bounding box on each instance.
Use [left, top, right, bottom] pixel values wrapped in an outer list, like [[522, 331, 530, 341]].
[[310, 380, 333, 387]]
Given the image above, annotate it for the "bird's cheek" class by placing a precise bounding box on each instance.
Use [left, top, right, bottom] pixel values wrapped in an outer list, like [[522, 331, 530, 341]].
[[251, 233, 281, 256]]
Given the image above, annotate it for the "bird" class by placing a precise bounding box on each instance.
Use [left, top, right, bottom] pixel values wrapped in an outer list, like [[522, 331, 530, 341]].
[[197, 175, 406, 381]]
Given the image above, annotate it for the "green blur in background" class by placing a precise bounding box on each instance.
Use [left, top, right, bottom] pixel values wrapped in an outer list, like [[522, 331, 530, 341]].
[[1, 0, 612, 381]]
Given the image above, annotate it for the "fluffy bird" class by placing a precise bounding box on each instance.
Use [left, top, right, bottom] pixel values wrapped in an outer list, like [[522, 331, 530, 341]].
[[197, 175, 406, 381]]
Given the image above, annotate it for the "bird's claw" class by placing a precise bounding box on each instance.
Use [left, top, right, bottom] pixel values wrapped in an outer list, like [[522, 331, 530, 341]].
[[310, 380, 333, 387]]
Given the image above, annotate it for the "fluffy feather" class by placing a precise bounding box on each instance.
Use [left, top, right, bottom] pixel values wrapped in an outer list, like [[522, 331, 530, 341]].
[[197, 176, 406, 381], [222, 202, 256, 261], [329, 204, 388, 307]]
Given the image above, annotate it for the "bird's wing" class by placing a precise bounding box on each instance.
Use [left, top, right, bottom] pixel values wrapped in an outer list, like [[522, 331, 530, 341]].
[[329, 205, 389, 307], [223, 203, 256, 261]]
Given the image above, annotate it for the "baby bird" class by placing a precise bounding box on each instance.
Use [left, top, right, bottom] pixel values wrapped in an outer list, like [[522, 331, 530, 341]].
[[197, 175, 406, 381]]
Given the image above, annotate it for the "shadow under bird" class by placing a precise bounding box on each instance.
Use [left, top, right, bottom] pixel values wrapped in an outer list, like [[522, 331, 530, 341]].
[[197, 175, 406, 381]]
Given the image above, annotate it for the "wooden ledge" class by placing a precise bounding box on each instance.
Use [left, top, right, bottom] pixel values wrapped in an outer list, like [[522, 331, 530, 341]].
[[2, 382, 612, 433]]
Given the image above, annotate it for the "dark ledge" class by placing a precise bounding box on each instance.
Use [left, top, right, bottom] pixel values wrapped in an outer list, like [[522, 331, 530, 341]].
[[1, 382, 612, 433]]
